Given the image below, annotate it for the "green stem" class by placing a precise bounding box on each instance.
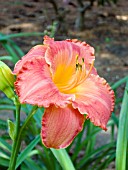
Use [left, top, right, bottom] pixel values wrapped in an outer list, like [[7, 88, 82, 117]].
[[8, 105, 38, 170], [8, 99, 21, 170], [51, 149, 75, 170]]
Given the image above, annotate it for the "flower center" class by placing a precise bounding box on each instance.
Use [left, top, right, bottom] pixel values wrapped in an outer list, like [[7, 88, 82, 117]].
[[53, 55, 94, 94]]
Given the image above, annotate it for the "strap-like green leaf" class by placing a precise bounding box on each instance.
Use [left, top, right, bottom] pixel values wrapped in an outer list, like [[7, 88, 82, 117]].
[[16, 135, 40, 168], [0, 156, 9, 167], [51, 149, 75, 170], [1, 41, 19, 63], [23, 158, 46, 170], [0, 56, 13, 61], [112, 76, 128, 90], [0, 138, 12, 152], [116, 80, 128, 170], [0, 32, 45, 41]]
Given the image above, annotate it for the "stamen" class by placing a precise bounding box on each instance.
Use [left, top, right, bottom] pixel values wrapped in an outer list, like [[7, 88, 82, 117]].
[[74, 60, 94, 88], [75, 55, 83, 71], [85, 60, 94, 79], [76, 63, 78, 70], [76, 63, 82, 70]]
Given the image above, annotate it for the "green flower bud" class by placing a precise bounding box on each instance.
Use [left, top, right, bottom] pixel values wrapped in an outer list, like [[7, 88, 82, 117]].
[[0, 61, 15, 100]]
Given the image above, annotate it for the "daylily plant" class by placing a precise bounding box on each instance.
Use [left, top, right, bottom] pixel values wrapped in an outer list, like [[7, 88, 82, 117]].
[[13, 36, 114, 149]]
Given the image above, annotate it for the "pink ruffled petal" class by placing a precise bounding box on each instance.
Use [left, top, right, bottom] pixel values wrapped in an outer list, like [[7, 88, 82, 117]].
[[66, 39, 97, 75], [72, 75, 115, 130], [44, 39, 77, 75], [43, 36, 97, 76], [14, 45, 47, 74], [44, 36, 95, 65], [66, 39, 95, 62], [15, 57, 75, 108], [41, 105, 85, 149]]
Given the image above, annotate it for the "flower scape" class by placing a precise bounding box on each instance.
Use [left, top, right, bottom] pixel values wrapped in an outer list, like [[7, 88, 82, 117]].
[[13, 36, 115, 149]]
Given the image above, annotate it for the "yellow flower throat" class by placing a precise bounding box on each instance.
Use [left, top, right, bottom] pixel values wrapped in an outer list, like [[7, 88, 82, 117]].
[[53, 55, 94, 94]]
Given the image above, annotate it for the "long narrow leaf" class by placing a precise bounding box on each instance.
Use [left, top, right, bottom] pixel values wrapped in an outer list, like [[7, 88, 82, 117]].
[[8, 39, 24, 57], [0, 56, 13, 61], [77, 142, 115, 169], [112, 76, 128, 90], [40, 146, 55, 170], [0, 150, 10, 159], [85, 123, 96, 156], [0, 138, 12, 152], [1, 41, 19, 63], [0, 105, 16, 111], [0, 32, 45, 40], [51, 149, 75, 170], [72, 128, 101, 161], [0, 98, 13, 105], [16, 135, 40, 168], [91, 148, 114, 170], [116, 80, 128, 170], [23, 158, 45, 170], [97, 153, 115, 170], [0, 156, 9, 167]]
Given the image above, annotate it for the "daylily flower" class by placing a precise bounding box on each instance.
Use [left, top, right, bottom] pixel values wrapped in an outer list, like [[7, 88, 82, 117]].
[[13, 36, 114, 149]]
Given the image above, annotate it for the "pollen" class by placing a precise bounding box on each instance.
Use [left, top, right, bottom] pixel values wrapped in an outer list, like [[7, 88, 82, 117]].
[[75, 55, 85, 71]]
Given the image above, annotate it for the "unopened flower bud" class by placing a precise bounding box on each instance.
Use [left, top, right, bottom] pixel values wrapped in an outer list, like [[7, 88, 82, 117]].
[[0, 61, 15, 100]]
